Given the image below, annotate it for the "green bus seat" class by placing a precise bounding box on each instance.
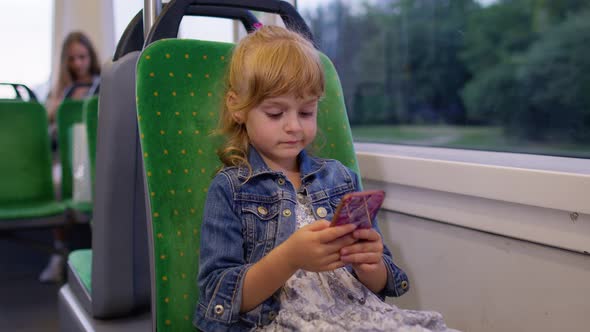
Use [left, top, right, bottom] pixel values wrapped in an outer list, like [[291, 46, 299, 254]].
[[0, 101, 66, 229], [136, 38, 357, 331], [83, 96, 99, 188]]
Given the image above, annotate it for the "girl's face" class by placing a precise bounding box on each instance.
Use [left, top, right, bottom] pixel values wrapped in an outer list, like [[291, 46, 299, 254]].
[[66, 41, 91, 81], [239, 94, 319, 172]]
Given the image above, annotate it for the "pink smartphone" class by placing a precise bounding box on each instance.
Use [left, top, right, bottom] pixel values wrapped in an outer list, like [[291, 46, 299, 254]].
[[330, 190, 385, 229]]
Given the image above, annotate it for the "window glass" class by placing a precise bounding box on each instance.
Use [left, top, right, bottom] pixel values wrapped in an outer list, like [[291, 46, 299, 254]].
[[179, 16, 235, 43], [298, 0, 590, 158], [0, 0, 53, 101]]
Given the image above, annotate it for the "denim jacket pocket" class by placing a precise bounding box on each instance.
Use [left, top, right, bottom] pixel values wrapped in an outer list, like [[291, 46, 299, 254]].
[[241, 202, 279, 262]]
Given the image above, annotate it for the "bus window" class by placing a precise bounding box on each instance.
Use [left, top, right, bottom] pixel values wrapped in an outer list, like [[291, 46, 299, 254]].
[[298, 0, 590, 159]]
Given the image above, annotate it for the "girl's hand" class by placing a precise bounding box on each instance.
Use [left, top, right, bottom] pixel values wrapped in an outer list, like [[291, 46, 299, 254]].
[[340, 228, 385, 274], [282, 220, 357, 272]]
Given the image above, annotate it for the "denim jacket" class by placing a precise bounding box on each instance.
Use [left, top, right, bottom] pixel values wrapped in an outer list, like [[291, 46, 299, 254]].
[[193, 147, 409, 331]]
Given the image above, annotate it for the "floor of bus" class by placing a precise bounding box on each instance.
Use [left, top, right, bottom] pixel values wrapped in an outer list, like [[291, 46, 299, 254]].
[[0, 225, 91, 331]]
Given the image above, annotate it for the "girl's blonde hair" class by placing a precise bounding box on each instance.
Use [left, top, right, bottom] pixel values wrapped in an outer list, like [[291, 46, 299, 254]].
[[217, 25, 325, 169]]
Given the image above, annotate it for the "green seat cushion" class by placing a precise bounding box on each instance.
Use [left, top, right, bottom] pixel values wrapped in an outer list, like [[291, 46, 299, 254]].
[[64, 199, 93, 214], [0, 201, 65, 220], [137, 39, 357, 331], [68, 249, 92, 293]]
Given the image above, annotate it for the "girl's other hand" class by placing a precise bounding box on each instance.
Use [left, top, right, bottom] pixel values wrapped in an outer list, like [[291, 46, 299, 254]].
[[282, 220, 357, 272], [339, 228, 385, 273]]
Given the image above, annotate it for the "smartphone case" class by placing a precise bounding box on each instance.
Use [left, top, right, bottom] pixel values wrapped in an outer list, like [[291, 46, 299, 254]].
[[330, 190, 385, 229]]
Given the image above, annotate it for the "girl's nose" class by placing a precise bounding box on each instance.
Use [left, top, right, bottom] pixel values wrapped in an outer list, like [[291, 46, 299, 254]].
[[284, 113, 303, 132]]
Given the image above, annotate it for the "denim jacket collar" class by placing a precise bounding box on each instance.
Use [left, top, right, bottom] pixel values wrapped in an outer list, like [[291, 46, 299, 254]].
[[237, 146, 325, 181]]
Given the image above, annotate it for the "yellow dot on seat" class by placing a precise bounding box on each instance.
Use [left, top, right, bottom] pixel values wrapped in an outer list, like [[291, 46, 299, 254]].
[[160, 254, 166, 260], [193, 228, 198, 235], [149, 72, 154, 77], [169, 72, 174, 77], [181, 149, 186, 154], [165, 319, 171, 325], [153, 91, 158, 96], [327, 127, 332, 131], [203, 188, 208, 193], [330, 143, 335, 148], [172, 91, 177, 96], [220, 56, 225, 60], [178, 130, 183, 135], [203, 55, 207, 60], [156, 111, 161, 116], [164, 149, 168, 155], [194, 130, 200, 135], [182, 273, 187, 279], [164, 297, 169, 303], [205, 73, 210, 78], [153, 212, 159, 217], [190, 92, 195, 97], [198, 149, 203, 154], [190, 208, 195, 214], [145, 55, 151, 60], [184, 315, 189, 321], [177, 230, 182, 236], [167, 169, 172, 174], [175, 111, 180, 116], [169, 190, 175, 195], [209, 112, 214, 117], [184, 169, 189, 174], [183, 294, 189, 299], [160, 130, 165, 135], [141, 134, 145, 139], [147, 171, 152, 177], [157, 233, 163, 239], [187, 73, 192, 78], [207, 92, 212, 97], [144, 153, 148, 157], [138, 115, 142, 121], [201, 168, 206, 173], [180, 251, 184, 257], [165, 53, 170, 59], [151, 192, 155, 197], [173, 209, 179, 215], [192, 112, 197, 116], [185, 53, 189, 59], [187, 188, 192, 193]]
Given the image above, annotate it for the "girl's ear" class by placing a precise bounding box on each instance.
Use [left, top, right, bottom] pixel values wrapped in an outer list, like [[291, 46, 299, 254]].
[[227, 91, 245, 124]]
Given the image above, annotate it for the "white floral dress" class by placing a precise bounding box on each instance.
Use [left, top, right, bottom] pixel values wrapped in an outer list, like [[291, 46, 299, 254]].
[[257, 194, 458, 332]]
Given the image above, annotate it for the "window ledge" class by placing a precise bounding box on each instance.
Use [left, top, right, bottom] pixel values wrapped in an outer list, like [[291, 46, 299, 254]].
[[355, 143, 590, 215]]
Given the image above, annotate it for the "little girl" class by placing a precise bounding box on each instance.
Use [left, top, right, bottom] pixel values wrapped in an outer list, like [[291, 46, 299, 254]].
[[194, 25, 456, 332]]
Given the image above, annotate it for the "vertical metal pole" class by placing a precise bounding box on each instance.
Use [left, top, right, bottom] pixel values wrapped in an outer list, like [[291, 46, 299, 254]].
[[144, 0, 162, 39]]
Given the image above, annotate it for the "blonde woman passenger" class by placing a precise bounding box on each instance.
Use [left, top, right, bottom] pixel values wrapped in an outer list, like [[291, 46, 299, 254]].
[[40, 31, 101, 283]]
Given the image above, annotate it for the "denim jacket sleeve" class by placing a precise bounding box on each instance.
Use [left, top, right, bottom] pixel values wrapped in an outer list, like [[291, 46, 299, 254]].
[[346, 167, 410, 299], [195, 171, 255, 329]]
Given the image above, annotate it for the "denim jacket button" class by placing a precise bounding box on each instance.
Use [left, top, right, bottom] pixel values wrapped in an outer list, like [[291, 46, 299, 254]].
[[268, 311, 277, 320], [214, 304, 224, 315], [257, 206, 268, 215], [316, 207, 327, 218], [282, 209, 292, 217], [401, 280, 409, 289], [277, 178, 285, 185]]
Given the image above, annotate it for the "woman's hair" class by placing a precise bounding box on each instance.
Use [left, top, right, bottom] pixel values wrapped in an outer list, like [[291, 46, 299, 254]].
[[217, 25, 325, 169], [53, 31, 101, 98]]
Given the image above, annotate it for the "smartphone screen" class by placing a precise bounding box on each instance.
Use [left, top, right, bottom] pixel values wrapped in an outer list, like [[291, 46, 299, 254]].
[[330, 190, 385, 229]]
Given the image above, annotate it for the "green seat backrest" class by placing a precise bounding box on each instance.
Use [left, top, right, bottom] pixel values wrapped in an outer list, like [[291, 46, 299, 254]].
[[83, 96, 99, 188], [136, 39, 357, 331], [56, 99, 86, 200], [0, 101, 55, 205]]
